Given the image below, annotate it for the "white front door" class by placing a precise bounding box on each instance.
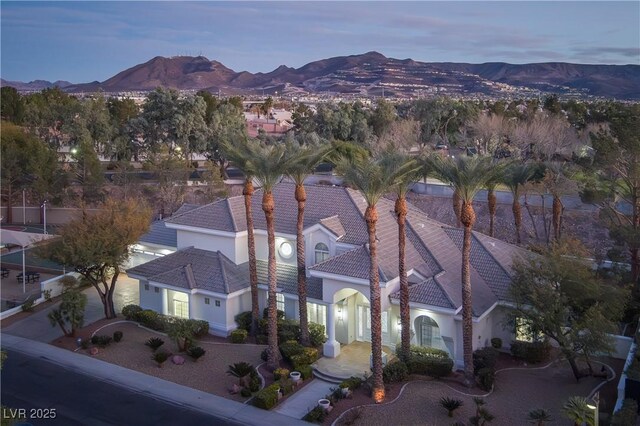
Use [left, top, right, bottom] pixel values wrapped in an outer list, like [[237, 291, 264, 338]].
[[357, 305, 371, 342]]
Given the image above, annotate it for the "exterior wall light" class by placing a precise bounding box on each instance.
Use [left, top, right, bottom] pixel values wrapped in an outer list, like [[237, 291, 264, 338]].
[[279, 241, 294, 259]]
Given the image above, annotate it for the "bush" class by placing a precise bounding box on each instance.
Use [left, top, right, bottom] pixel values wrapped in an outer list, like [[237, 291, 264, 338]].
[[263, 308, 285, 322], [189, 319, 209, 338], [406, 345, 450, 359], [476, 367, 495, 391], [249, 370, 261, 392], [278, 319, 301, 343], [309, 322, 327, 347], [90, 335, 113, 348], [240, 387, 252, 397], [303, 406, 326, 423], [279, 340, 305, 362], [235, 311, 253, 331], [261, 348, 268, 362], [404, 345, 453, 378], [122, 304, 143, 320], [258, 319, 269, 335], [298, 364, 313, 380], [339, 376, 363, 390], [152, 350, 170, 367], [145, 337, 165, 351], [490, 338, 502, 349], [273, 368, 290, 381], [256, 334, 268, 345], [21, 299, 35, 312], [473, 347, 498, 374], [383, 361, 409, 383], [279, 378, 294, 396], [510, 340, 551, 364], [138, 309, 165, 331], [113, 331, 123, 342], [187, 346, 206, 361], [290, 347, 319, 367], [230, 329, 248, 344], [611, 398, 638, 426], [253, 383, 281, 410], [440, 396, 464, 417]]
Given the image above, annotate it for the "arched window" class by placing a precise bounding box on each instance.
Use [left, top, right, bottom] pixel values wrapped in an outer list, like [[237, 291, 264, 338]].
[[415, 315, 441, 348], [314, 243, 330, 264]]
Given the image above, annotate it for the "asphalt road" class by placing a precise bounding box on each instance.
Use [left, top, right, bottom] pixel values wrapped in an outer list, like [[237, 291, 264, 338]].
[[1, 350, 243, 426]]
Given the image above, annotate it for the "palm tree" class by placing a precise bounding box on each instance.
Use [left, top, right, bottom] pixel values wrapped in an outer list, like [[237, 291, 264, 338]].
[[543, 161, 576, 242], [485, 172, 503, 238], [284, 141, 331, 346], [337, 154, 408, 403], [428, 154, 505, 384], [503, 162, 535, 244], [221, 139, 260, 337], [527, 408, 552, 425], [380, 151, 421, 360], [246, 140, 290, 370], [562, 396, 595, 426]]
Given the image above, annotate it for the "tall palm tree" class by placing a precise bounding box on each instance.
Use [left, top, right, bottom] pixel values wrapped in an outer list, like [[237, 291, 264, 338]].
[[337, 154, 410, 403], [380, 151, 422, 361], [485, 170, 504, 238], [284, 141, 331, 346], [428, 154, 505, 384], [221, 139, 260, 337], [246, 140, 290, 370], [543, 161, 576, 242], [503, 162, 535, 244]]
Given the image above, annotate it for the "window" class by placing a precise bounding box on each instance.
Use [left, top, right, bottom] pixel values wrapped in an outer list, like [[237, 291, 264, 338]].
[[315, 243, 330, 264], [215, 300, 221, 307], [173, 299, 188, 319], [144, 284, 149, 291], [276, 293, 285, 312], [416, 315, 440, 348], [154, 287, 160, 293], [381, 311, 388, 333], [307, 302, 327, 329], [204, 297, 210, 305]]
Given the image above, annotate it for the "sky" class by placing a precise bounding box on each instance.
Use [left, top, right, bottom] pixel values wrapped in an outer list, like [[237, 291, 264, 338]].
[[1, 1, 639, 83]]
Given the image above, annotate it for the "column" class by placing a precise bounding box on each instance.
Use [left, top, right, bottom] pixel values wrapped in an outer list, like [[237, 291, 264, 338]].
[[161, 288, 168, 315], [323, 303, 341, 358]]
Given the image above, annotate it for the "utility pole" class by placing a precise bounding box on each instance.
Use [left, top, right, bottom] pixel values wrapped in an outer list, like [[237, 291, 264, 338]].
[[42, 200, 48, 235]]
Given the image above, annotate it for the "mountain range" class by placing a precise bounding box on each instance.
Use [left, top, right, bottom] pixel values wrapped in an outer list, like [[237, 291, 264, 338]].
[[3, 51, 640, 100]]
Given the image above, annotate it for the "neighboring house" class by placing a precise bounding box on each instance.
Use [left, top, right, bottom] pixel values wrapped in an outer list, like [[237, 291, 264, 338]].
[[127, 182, 527, 367]]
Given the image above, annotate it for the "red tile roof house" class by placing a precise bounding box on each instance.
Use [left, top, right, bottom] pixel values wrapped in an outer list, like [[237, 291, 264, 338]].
[[127, 182, 528, 368]]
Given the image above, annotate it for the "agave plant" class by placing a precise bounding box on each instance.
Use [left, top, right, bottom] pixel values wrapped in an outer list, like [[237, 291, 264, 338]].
[[227, 362, 255, 386], [527, 408, 552, 425], [152, 350, 170, 368], [187, 346, 206, 362], [145, 337, 165, 351], [439, 396, 463, 417]]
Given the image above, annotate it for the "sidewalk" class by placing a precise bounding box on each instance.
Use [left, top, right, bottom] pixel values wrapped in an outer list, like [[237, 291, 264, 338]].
[[275, 379, 335, 419], [1, 334, 306, 425]]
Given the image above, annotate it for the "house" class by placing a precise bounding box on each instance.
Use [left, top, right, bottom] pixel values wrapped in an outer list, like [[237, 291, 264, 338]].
[[127, 182, 527, 368]]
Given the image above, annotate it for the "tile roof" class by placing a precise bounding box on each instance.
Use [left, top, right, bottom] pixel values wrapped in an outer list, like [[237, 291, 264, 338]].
[[139, 220, 177, 247], [310, 246, 373, 281], [390, 277, 455, 310], [256, 260, 323, 300], [319, 216, 346, 239]]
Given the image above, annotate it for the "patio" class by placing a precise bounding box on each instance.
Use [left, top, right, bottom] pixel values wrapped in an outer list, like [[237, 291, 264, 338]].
[[313, 341, 396, 382]]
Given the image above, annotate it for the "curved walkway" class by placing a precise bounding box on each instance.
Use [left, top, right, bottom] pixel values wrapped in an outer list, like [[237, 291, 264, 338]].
[[333, 359, 612, 426]]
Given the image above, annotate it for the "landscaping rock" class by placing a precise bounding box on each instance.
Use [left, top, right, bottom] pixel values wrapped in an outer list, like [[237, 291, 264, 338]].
[[172, 355, 185, 365], [89, 347, 99, 356], [228, 384, 240, 394]]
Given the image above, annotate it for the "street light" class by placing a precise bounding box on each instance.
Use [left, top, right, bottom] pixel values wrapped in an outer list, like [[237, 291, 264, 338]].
[[41, 200, 48, 235], [587, 392, 599, 426]]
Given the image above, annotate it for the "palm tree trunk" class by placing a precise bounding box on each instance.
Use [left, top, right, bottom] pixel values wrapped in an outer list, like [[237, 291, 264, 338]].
[[295, 184, 310, 346], [552, 195, 563, 240], [365, 205, 385, 403], [262, 190, 281, 370], [512, 190, 522, 244], [487, 188, 496, 237], [460, 201, 476, 384], [453, 189, 462, 228], [395, 197, 411, 360], [244, 179, 260, 337]]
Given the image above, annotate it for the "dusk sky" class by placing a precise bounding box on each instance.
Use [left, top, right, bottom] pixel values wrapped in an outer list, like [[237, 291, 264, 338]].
[[1, 1, 639, 83]]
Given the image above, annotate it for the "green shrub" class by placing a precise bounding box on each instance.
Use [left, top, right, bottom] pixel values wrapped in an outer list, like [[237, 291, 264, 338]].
[[611, 399, 638, 426], [240, 387, 252, 397], [152, 350, 170, 367], [235, 311, 253, 331], [187, 346, 206, 361], [473, 347, 498, 374], [145, 337, 165, 351], [253, 383, 281, 410], [261, 348, 268, 362], [476, 367, 495, 391], [303, 406, 326, 423], [297, 364, 313, 380], [290, 347, 319, 367], [279, 378, 294, 396], [263, 307, 285, 321], [273, 368, 290, 381], [510, 340, 551, 364], [383, 361, 409, 383], [278, 319, 301, 343], [406, 345, 450, 359], [138, 309, 165, 331], [113, 331, 123, 342], [309, 322, 327, 347], [279, 340, 305, 362], [440, 396, 464, 417], [230, 328, 248, 343], [490, 338, 502, 349], [256, 334, 268, 345], [249, 370, 261, 392], [21, 299, 35, 312], [90, 335, 113, 347], [122, 304, 143, 320], [188, 319, 209, 338], [258, 319, 269, 335], [404, 345, 453, 378], [339, 376, 363, 390]]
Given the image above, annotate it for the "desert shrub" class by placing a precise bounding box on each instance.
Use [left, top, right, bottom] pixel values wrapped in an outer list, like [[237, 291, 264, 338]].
[[290, 347, 319, 367], [339, 376, 363, 390], [113, 331, 123, 342], [309, 322, 327, 347], [258, 319, 269, 335], [230, 328, 248, 344], [187, 346, 206, 361], [256, 334, 268, 345], [152, 350, 170, 367], [490, 338, 502, 349], [122, 304, 143, 320], [279, 340, 305, 362], [145, 337, 165, 351], [240, 387, 252, 397], [235, 311, 253, 331], [263, 307, 285, 322], [138, 309, 165, 331], [278, 319, 301, 343], [253, 383, 280, 410], [406, 345, 450, 359], [21, 299, 35, 312], [405, 345, 453, 378], [297, 364, 313, 380], [273, 368, 290, 381], [510, 340, 551, 364], [440, 396, 463, 417], [476, 367, 495, 391], [227, 362, 255, 386], [249, 370, 261, 392], [303, 406, 326, 423], [188, 319, 209, 338], [611, 399, 638, 426], [261, 348, 268, 362], [279, 378, 294, 396], [90, 335, 113, 348], [473, 347, 498, 374], [383, 361, 409, 383]]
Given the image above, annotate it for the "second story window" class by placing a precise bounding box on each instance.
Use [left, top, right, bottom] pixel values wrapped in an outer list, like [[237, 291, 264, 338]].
[[315, 243, 330, 264]]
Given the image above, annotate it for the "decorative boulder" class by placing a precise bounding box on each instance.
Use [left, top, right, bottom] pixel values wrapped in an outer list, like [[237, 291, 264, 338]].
[[228, 384, 241, 394], [89, 347, 99, 356], [172, 355, 185, 365]]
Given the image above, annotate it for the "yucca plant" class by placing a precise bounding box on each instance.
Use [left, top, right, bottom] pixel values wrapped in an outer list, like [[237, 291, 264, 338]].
[[145, 337, 165, 351], [527, 408, 552, 425], [227, 362, 255, 386], [152, 351, 170, 368], [187, 346, 206, 362], [440, 396, 463, 417]]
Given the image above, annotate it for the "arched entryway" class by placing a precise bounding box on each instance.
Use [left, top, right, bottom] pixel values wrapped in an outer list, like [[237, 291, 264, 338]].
[[414, 314, 452, 358]]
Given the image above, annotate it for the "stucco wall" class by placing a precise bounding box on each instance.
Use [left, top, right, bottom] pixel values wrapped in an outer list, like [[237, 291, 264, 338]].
[[139, 281, 164, 313], [176, 230, 236, 261]]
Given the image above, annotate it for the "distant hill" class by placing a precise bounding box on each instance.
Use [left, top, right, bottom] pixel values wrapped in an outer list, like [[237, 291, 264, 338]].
[[0, 79, 73, 91], [3, 52, 640, 99]]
